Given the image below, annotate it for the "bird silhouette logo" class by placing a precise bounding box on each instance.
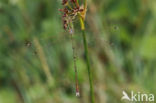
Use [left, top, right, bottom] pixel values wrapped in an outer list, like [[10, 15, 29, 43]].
[[121, 91, 131, 101]]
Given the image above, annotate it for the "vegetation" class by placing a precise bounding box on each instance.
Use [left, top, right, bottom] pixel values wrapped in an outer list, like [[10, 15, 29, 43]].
[[0, 0, 156, 103]]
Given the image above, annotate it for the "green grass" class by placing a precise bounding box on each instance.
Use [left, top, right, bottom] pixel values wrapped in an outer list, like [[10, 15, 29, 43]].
[[0, 0, 156, 103]]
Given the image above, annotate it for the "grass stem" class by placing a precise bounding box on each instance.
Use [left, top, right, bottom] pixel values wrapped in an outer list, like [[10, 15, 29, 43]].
[[80, 17, 95, 103]]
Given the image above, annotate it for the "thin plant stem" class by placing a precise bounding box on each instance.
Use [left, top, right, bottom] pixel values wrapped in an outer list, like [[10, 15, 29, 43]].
[[75, 0, 79, 7], [80, 17, 95, 103], [84, 0, 87, 9], [33, 37, 54, 85]]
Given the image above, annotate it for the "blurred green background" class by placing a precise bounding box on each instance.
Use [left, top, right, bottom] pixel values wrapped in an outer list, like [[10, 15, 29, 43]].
[[0, 0, 156, 103]]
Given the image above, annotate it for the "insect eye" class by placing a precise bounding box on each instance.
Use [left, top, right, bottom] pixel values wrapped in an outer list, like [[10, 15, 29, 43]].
[[69, 29, 74, 34]]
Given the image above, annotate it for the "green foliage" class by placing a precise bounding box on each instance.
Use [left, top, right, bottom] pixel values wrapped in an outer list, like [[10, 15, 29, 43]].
[[0, 0, 156, 103]]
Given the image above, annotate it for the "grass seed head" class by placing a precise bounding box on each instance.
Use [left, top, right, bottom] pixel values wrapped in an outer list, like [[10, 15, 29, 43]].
[[60, 0, 87, 31]]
